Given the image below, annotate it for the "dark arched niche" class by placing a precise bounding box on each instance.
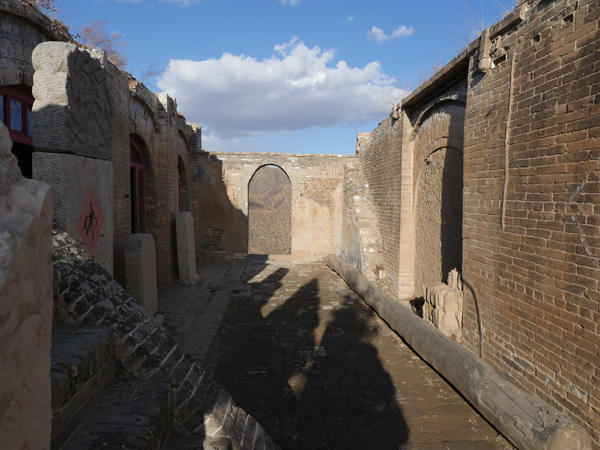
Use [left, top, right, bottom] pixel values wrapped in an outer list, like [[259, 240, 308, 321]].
[[414, 147, 463, 297], [248, 165, 291, 255]]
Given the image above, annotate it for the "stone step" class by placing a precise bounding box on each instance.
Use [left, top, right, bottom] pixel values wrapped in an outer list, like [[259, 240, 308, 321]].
[[51, 327, 115, 450], [62, 381, 172, 450]]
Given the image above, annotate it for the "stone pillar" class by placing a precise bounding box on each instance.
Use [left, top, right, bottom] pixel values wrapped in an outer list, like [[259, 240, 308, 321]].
[[125, 233, 158, 315], [176, 212, 199, 285], [31, 42, 114, 274], [423, 269, 464, 343], [0, 123, 54, 450]]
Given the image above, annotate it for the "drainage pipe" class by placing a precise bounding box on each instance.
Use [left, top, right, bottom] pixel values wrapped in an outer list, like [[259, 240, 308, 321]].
[[325, 254, 591, 450]]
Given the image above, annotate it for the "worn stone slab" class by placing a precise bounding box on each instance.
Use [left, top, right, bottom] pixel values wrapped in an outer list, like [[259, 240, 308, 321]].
[[126, 233, 158, 315], [31, 42, 113, 160], [177, 211, 200, 285]]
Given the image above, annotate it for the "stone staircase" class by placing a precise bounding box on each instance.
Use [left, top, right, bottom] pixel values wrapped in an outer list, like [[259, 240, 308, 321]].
[[50, 228, 279, 450], [51, 328, 171, 450]]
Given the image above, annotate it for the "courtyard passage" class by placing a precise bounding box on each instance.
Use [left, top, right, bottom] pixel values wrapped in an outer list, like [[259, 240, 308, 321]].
[[160, 260, 514, 450]]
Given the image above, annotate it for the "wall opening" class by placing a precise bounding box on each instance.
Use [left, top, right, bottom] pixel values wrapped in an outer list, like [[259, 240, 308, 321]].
[[1, 86, 34, 178], [129, 134, 157, 240], [248, 165, 291, 255], [414, 147, 463, 297]]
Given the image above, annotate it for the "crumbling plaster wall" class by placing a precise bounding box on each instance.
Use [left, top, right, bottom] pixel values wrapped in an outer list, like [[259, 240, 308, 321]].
[[197, 152, 355, 261]]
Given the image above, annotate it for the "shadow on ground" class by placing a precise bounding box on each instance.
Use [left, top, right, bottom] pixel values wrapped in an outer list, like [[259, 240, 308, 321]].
[[207, 262, 408, 450]]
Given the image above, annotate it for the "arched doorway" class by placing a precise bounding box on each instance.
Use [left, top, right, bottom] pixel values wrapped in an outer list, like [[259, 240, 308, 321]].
[[248, 165, 292, 255], [414, 147, 463, 297]]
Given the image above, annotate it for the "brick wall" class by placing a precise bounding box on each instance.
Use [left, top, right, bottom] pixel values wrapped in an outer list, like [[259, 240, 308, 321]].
[[462, 0, 600, 441], [358, 117, 405, 296], [110, 75, 199, 285]]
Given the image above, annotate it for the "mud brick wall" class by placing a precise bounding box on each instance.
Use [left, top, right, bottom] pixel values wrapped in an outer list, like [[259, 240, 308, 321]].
[[198, 152, 356, 261], [462, 0, 600, 441]]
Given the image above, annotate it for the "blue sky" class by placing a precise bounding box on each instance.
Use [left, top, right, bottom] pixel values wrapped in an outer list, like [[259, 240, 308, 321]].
[[54, 0, 515, 154]]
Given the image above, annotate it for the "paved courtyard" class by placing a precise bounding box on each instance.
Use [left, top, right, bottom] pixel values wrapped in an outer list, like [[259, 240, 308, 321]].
[[159, 260, 514, 450]]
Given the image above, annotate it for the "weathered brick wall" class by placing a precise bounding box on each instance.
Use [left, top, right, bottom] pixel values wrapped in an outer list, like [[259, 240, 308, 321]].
[[357, 117, 405, 295], [197, 152, 356, 261], [462, 0, 600, 441], [341, 158, 385, 283], [110, 74, 199, 285]]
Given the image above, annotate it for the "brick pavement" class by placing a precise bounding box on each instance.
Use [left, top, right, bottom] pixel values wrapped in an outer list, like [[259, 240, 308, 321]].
[[192, 260, 515, 450], [157, 259, 248, 364]]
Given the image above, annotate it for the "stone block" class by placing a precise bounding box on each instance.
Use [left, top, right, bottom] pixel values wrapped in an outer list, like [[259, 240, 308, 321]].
[[423, 270, 463, 343], [177, 212, 199, 285], [0, 123, 54, 450], [31, 42, 113, 160], [125, 233, 158, 315], [33, 152, 113, 274]]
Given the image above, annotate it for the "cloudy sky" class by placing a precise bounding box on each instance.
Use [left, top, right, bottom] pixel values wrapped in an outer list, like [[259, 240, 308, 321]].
[[54, 0, 515, 154]]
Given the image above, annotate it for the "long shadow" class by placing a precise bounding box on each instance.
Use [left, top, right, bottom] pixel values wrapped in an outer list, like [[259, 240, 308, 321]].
[[210, 263, 409, 449]]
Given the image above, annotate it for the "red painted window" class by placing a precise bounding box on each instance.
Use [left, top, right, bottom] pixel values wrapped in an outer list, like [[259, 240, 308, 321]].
[[0, 87, 34, 145], [130, 141, 146, 234]]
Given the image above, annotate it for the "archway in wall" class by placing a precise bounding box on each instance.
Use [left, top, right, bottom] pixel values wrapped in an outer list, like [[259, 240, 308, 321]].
[[129, 135, 158, 239], [248, 165, 292, 255], [414, 147, 463, 297]]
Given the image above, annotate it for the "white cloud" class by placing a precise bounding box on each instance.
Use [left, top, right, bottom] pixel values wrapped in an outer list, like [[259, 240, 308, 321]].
[[158, 38, 404, 142], [368, 25, 415, 44], [278, 0, 301, 5], [347, 16, 356, 21]]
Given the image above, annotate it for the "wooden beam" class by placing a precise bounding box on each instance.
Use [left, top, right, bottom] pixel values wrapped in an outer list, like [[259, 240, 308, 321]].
[[325, 254, 592, 450]]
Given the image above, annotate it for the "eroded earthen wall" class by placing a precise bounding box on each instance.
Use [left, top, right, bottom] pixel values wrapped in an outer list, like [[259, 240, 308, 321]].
[[462, 0, 600, 440]]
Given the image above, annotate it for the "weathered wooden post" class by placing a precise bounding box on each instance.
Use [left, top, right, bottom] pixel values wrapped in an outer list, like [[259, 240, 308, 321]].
[[326, 254, 592, 450]]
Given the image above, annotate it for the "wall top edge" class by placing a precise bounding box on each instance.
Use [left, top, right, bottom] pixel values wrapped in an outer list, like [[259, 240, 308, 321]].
[[203, 152, 359, 159], [0, 0, 73, 43], [402, 39, 477, 108]]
